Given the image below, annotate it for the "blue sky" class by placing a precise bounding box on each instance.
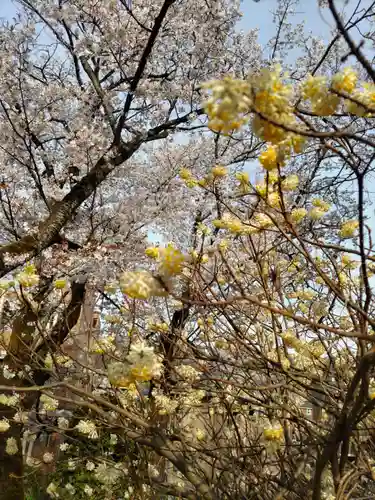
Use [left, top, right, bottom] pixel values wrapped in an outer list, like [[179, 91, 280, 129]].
[[240, 0, 333, 42], [0, 0, 17, 20]]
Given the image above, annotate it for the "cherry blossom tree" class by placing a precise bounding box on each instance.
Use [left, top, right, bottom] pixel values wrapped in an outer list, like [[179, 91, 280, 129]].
[[0, 0, 375, 499]]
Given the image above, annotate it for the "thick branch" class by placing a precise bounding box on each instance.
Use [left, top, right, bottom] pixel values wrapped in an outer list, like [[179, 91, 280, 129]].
[[0, 110, 202, 277], [114, 0, 176, 143]]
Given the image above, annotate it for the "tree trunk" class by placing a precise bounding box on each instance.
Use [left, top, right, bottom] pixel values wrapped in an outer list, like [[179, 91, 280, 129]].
[[0, 403, 24, 500]]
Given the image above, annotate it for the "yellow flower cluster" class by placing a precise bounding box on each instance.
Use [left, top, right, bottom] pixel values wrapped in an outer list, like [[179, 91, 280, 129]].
[[153, 393, 179, 415], [120, 270, 168, 300], [54, 279, 67, 289], [339, 220, 359, 239], [146, 243, 186, 276], [204, 66, 305, 158], [345, 82, 375, 116], [197, 316, 214, 329], [213, 215, 256, 235], [196, 222, 211, 236], [331, 68, 357, 94], [341, 254, 359, 270], [147, 321, 169, 333], [90, 335, 115, 354], [179, 167, 192, 180], [0, 280, 15, 289], [251, 66, 300, 145], [302, 75, 340, 116], [281, 331, 324, 360], [179, 167, 201, 188], [204, 66, 375, 185], [211, 165, 227, 177], [190, 249, 209, 264], [45, 353, 73, 368], [108, 341, 162, 387], [0, 419, 10, 433], [309, 199, 331, 220], [123, 244, 185, 300], [203, 76, 251, 134], [302, 68, 375, 117], [40, 394, 59, 411], [263, 425, 283, 442], [290, 207, 307, 223], [281, 174, 299, 192], [254, 213, 274, 229], [179, 165, 228, 189], [6, 437, 18, 455], [17, 264, 39, 287], [158, 243, 186, 276], [288, 290, 315, 300], [259, 145, 278, 170], [218, 239, 229, 252], [0, 394, 19, 407], [145, 246, 159, 259], [259, 135, 306, 172], [281, 330, 301, 348], [267, 191, 281, 209]]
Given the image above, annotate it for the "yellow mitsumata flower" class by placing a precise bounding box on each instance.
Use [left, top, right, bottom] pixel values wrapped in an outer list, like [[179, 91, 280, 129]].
[[147, 321, 169, 333], [17, 263, 39, 287], [344, 82, 375, 116], [254, 213, 273, 228], [309, 207, 327, 220], [302, 74, 340, 116], [212, 165, 227, 177], [108, 362, 132, 387], [203, 76, 251, 134], [145, 247, 159, 259], [341, 254, 359, 270], [179, 168, 192, 180], [281, 174, 299, 191], [255, 183, 267, 197], [339, 220, 359, 239], [218, 239, 229, 251], [120, 271, 168, 299], [290, 207, 307, 223], [263, 425, 283, 442], [54, 279, 67, 289], [331, 68, 357, 94], [250, 65, 296, 144], [313, 93, 340, 116], [259, 145, 278, 170], [158, 243, 186, 276], [196, 222, 211, 236], [312, 199, 330, 210], [130, 365, 153, 382], [309, 199, 330, 220], [267, 170, 279, 183], [267, 192, 281, 208], [185, 179, 198, 188], [213, 215, 245, 234], [302, 75, 327, 100]]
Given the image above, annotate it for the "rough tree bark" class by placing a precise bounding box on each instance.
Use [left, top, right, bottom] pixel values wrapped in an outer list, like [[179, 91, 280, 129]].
[[0, 279, 86, 499]]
